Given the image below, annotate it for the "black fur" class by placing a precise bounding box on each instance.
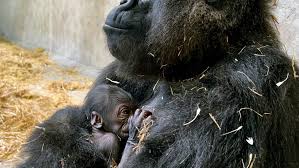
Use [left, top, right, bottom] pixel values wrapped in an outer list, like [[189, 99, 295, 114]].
[[17, 107, 108, 168], [96, 0, 299, 167]]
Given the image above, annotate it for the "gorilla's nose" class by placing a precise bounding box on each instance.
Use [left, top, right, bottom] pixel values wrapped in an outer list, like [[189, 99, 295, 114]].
[[119, 0, 136, 11], [105, 0, 137, 29]]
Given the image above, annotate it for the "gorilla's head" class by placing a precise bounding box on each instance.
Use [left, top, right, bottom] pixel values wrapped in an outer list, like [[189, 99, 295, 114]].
[[104, 0, 276, 74]]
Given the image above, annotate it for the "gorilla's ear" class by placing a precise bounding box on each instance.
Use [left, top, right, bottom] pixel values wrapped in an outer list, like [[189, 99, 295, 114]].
[[91, 111, 103, 129]]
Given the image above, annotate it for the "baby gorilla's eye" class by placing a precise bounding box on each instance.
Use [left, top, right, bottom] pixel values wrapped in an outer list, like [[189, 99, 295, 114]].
[[117, 103, 135, 122], [121, 109, 129, 114], [120, 106, 131, 116]]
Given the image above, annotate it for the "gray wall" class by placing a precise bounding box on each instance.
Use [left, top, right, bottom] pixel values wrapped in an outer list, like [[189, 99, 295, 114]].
[[0, 0, 118, 69], [275, 0, 299, 61], [0, 0, 298, 69]]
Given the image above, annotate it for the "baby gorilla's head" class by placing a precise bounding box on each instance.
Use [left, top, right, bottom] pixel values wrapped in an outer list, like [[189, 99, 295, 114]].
[[83, 85, 137, 140]]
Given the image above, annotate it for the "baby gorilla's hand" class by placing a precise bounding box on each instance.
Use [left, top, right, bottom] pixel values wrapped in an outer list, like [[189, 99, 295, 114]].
[[127, 109, 152, 145]]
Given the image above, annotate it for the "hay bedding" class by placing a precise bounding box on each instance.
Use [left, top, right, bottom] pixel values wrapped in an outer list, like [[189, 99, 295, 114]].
[[0, 37, 92, 162]]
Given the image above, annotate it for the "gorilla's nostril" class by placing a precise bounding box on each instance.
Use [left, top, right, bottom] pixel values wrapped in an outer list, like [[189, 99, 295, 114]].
[[119, 0, 136, 11], [111, 0, 136, 23]]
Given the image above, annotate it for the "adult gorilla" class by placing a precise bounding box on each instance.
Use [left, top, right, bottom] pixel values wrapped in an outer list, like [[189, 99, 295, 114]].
[[94, 0, 299, 167]]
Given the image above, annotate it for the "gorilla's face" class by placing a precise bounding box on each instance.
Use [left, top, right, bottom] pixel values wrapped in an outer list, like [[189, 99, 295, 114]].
[[104, 0, 260, 72], [104, 0, 153, 71]]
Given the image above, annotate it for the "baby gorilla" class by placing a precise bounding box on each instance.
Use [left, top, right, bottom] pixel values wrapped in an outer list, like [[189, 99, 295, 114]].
[[83, 84, 138, 164], [18, 85, 137, 168]]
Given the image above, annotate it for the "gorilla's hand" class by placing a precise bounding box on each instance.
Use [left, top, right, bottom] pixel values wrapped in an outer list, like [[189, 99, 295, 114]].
[[127, 109, 153, 145]]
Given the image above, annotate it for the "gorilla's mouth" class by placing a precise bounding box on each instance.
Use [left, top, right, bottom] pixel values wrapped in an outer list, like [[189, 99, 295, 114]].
[[103, 24, 129, 33], [104, 0, 140, 33]]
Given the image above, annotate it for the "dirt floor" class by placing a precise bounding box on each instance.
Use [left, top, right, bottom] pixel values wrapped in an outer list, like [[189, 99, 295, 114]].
[[0, 37, 93, 164]]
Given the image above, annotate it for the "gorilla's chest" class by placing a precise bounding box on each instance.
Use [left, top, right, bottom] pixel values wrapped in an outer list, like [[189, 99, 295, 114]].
[[141, 79, 208, 129]]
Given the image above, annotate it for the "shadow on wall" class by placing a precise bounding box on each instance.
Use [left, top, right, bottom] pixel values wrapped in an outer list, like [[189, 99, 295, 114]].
[[0, 0, 118, 71], [0, 0, 297, 71]]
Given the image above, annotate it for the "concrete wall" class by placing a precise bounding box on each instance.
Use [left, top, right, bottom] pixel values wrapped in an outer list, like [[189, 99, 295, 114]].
[[0, 0, 298, 69], [0, 0, 118, 69], [275, 0, 299, 61]]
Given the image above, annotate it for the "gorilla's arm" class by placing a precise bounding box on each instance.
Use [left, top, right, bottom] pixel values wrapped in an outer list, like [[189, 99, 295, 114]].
[[18, 107, 107, 168], [118, 109, 154, 168]]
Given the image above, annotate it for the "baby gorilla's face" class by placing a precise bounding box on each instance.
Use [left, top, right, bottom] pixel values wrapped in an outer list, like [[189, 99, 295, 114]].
[[103, 101, 137, 140]]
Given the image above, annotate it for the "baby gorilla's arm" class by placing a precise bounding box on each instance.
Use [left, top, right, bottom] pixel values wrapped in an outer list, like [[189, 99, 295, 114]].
[[118, 109, 153, 168]]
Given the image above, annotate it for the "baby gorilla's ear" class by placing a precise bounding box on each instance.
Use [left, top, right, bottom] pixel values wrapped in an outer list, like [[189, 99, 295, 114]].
[[91, 111, 103, 129]]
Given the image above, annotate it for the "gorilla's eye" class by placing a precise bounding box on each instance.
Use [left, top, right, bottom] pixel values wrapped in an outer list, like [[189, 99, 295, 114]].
[[118, 107, 132, 121], [122, 109, 129, 115], [119, 106, 131, 116]]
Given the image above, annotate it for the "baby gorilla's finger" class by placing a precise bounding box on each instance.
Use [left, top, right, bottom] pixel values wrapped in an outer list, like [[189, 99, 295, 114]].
[[128, 115, 138, 144], [133, 109, 142, 119], [135, 108, 142, 114], [128, 116, 137, 132]]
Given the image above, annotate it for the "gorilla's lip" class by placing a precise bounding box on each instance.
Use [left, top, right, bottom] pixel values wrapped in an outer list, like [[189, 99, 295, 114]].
[[103, 24, 129, 32]]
